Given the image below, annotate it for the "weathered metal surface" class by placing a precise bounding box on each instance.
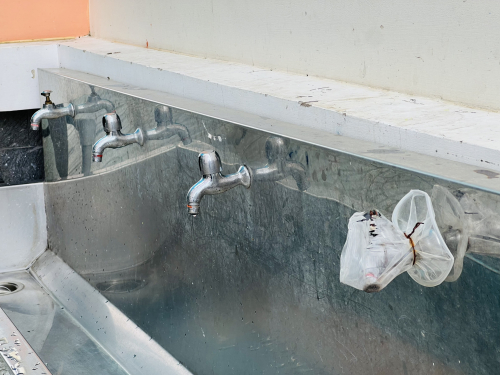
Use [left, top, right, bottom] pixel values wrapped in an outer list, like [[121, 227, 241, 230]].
[[0, 183, 46, 273], [0, 306, 51, 375], [40, 70, 500, 374], [31, 251, 192, 375], [0, 271, 127, 375]]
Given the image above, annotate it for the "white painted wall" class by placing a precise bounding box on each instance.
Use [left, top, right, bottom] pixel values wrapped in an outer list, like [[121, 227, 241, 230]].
[[0, 42, 59, 111], [89, 0, 500, 111]]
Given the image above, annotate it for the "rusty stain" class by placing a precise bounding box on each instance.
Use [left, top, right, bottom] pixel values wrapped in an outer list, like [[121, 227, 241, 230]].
[[312, 170, 318, 182], [474, 170, 499, 179], [298, 101, 318, 107], [366, 148, 403, 154], [403, 99, 424, 105]]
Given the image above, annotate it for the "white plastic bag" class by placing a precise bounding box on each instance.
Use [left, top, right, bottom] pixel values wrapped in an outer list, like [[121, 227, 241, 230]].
[[340, 190, 454, 292], [431, 185, 468, 282], [340, 210, 412, 292], [392, 190, 454, 287]]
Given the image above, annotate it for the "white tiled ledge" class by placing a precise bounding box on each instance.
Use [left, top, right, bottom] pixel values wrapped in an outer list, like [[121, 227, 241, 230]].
[[3, 37, 500, 174]]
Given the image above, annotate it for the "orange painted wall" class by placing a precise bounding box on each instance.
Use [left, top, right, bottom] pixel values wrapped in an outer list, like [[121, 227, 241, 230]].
[[0, 0, 89, 43]]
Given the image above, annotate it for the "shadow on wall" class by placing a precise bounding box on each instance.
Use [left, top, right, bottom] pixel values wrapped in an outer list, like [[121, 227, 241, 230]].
[[0, 109, 44, 185]]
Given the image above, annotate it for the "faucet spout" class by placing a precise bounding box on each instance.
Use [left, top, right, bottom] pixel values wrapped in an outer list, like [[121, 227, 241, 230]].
[[147, 123, 192, 145], [31, 91, 75, 130], [75, 99, 115, 115], [186, 150, 251, 215], [31, 89, 115, 131], [285, 160, 309, 191], [75, 85, 115, 114], [186, 137, 308, 215], [92, 113, 145, 162], [146, 106, 192, 145]]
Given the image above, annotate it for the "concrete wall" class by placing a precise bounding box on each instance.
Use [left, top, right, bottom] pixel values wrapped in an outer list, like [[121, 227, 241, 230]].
[[89, 0, 500, 111], [0, 0, 89, 43]]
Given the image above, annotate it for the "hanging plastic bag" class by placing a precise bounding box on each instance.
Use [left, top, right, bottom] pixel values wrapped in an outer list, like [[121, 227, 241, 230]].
[[340, 210, 412, 292], [430, 185, 468, 282], [392, 190, 454, 287], [340, 190, 454, 292]]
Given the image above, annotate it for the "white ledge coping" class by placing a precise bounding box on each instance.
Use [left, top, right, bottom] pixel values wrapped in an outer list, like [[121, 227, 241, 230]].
[[53, 37, 500, 172], [41, 68, 500, 194], [4, 36, 495, 174]]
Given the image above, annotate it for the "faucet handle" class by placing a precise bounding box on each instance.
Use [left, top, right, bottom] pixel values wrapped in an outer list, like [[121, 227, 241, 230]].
[[102, 113, 122, 133], [265, 136, 288, 163], [154, 105, 173, 124], [41, 90, 53, 105], [88, 85, 99, 100], [198, 150, 222, 175]]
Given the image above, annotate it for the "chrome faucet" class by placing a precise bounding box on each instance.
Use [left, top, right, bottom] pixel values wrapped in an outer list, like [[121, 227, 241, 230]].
[[74, 86, 115, 114], [186, 136, 308, 215], [92, 113, 144, 162], [30, 91, 75, 130], [251, 136, 309, 191], [146, 105, 192, 145], [186, 150, 251, 216], [31, 88, 115, 130]]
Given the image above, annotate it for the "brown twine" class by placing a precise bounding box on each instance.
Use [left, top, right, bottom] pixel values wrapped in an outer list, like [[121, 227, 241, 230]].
[[404, 222, 423, 265]]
